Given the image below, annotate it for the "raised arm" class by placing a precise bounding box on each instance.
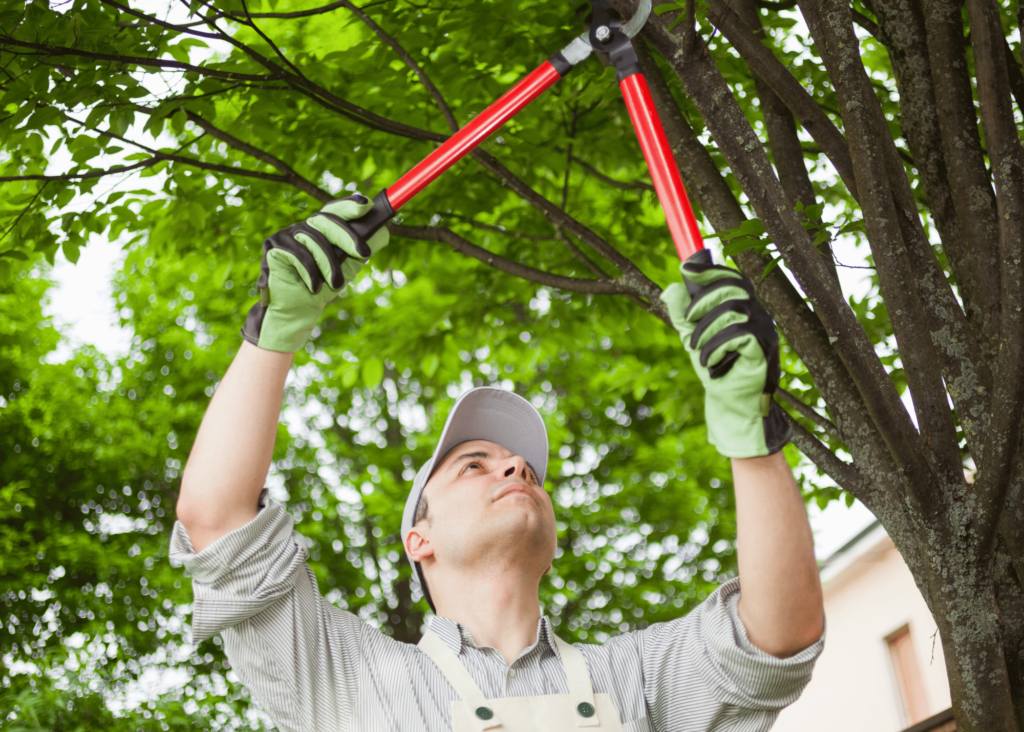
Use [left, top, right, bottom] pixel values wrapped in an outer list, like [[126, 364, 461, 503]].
[[176, 342, 294, 552], [662, 251, 824, 658], [732, 452, 823, 656], [175, 194, 390, 552]]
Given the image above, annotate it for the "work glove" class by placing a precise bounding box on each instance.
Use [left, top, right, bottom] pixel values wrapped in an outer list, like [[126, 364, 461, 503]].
[[660, 250, 792, 458], [240, 194, 390, 353]]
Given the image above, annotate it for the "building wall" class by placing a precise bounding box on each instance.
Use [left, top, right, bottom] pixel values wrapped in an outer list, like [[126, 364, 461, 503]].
[[773, 529, 952, 732]]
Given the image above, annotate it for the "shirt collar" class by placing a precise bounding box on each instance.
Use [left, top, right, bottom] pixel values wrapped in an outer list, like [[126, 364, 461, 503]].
[[427, 615, 561, 660]]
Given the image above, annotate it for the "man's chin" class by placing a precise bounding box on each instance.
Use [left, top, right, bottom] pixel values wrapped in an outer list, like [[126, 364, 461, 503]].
[[486, 508, 556, 550]]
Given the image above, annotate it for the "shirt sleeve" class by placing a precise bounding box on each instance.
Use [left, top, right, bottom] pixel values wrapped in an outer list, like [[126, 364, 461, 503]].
[[168, 491, 365, 732], [637, 577, 824, 731]]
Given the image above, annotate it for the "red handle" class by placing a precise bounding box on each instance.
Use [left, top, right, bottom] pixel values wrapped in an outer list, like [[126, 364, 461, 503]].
[[619, 73, 704, 261], [386, 62, 564, 210]]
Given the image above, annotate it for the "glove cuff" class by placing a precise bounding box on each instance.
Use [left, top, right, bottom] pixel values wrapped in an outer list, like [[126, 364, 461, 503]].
[[240, 299, 267, 348], [763, 400, 793, 455]]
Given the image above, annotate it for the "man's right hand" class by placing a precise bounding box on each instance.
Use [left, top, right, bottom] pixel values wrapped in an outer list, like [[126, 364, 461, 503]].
[[241, 194, 390, 353]]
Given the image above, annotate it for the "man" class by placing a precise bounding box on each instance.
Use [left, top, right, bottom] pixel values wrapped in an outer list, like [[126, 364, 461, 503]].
[[171, 196, 824, 731]]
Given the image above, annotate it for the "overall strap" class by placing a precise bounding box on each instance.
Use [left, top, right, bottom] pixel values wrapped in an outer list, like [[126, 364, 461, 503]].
[[418, 628, 504, 731], [553, 636, 602, 728]]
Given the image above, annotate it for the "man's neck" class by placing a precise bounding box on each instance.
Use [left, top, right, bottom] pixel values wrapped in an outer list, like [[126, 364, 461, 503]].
[[430, 567, 543, 666]]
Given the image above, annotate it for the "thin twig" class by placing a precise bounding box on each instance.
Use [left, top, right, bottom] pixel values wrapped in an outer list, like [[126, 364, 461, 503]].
[[851, 10, 880, 38], [776, 387, 842, 441], [786, 415, 867, 498], [0, 181, 48, 245], [340, 0, 459, 132], [442, 213, 558, 241], [1, 37, 275, 82], [103, 0, 222, 39], [390, 223, 625, 295], [237, 0, 308, 79], [571, 155, 655, 193]]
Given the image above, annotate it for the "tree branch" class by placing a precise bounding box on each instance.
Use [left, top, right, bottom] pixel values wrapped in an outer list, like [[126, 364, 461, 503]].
[[776, 387, 842, 442], [441, 213, 558, 241], [0, 181, 48, 245], [339, 0, 459, 132], [0, 157, 165, 182], [1004, 38, 1024, 113], [102, 0, 222, 39], [870, 0, 989, 358], [632, 39, 897, 505], [468, 148, 642, 279], [863, 1, 996, 458], [704, 0, 860, 199], [237, 0, 309, 79], [0, 36, 276, 82], [170, 2, 451, 143], [802, 0, 966, 492], [181, 110, 332, 202], [966, 0, 1024, 536], [785, 414, 869, 500], [389, 223, 627, 295], [570, 155, 655, 192], [628, 0, 926, 488], [732, 0, 837, 284], [851, 9, 880, 37], [921, 0, 1002, 352]]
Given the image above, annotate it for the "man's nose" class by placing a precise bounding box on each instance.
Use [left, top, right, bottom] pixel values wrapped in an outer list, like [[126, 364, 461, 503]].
[[501, 455, 529, 480]]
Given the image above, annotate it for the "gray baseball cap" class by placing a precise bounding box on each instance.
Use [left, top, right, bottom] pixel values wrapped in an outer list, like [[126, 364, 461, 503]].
[[400, 386, 549, 610]]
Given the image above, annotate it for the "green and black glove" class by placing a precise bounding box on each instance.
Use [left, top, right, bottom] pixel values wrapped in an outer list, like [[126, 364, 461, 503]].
[[241, 194, 390, 353], [660, 250, 792, 458]]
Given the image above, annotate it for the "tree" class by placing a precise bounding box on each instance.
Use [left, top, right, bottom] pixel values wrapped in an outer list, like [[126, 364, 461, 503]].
[[2, 0, 1023, 728]]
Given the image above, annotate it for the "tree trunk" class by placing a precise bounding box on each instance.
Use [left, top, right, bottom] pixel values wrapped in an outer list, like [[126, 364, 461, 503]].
[[927, 561, 1019, 731]]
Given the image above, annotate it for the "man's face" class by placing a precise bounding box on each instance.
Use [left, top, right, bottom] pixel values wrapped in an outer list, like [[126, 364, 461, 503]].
[[409, 439, 558, 581]]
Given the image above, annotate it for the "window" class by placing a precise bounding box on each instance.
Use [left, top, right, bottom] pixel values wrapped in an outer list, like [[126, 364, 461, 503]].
[[886, 625, 930, 725]]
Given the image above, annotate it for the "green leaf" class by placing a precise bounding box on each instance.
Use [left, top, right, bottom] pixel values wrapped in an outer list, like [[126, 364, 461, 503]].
[[738, 219, 766, 237], [0, 250, 29, 261], [113, 109, 135, 137], [421, 352, 440, 377], [760, 256, 782, 279], [361, 358, 384, 388], [61, 238, 81, 264], [722, 238, 762, 258], [360, 156, 377, 180]]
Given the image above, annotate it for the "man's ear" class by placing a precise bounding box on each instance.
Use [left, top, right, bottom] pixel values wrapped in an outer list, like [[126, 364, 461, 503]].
[[406, 526, 434, 563]]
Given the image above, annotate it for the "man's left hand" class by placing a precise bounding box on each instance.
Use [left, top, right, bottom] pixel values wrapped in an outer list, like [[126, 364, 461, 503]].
[[661, 250, 792, 458]]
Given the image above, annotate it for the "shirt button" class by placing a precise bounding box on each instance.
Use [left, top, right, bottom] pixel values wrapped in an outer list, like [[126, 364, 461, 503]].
[[508, 668, 517, 679], [577, 702, 595, 718], [475, 707, 494, 720]]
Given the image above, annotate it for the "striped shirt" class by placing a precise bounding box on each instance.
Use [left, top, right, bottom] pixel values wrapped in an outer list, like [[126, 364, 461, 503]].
[[169, 494, 823, 732]]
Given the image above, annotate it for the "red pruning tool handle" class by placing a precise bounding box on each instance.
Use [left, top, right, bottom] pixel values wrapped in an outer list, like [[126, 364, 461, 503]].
[[619, 74, 704, 261], [387, 62, 564, 210], [339, 51, 580, 250]]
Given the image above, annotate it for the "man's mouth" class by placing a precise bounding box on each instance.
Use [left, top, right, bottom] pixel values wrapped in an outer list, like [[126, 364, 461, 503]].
[[494, 482, 533, 502]]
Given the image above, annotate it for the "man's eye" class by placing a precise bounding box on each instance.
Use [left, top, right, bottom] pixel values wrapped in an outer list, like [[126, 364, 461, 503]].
[[463, 462, 482, 473]]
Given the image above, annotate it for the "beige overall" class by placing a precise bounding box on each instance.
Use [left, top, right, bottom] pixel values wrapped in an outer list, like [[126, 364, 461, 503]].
[[418, 628, 624, 732]]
